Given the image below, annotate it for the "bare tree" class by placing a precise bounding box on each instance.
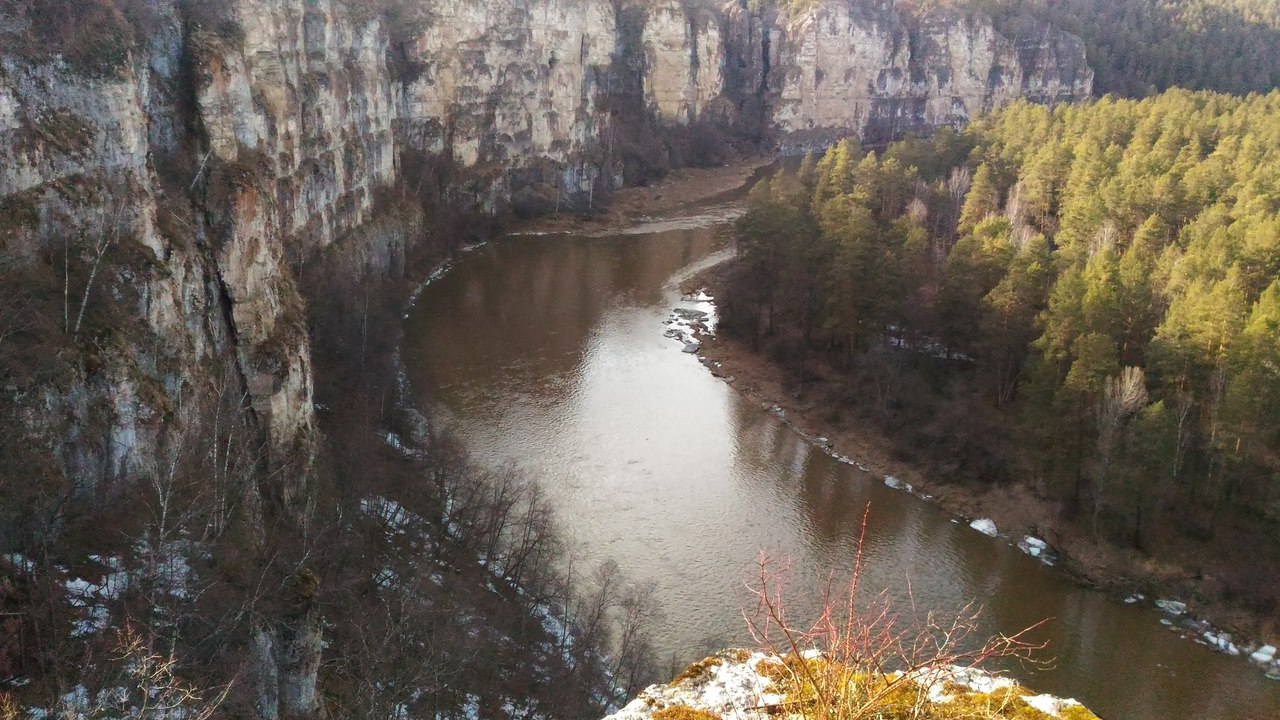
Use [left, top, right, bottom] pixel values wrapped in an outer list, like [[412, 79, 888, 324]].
[[1094, 366, 1149, 536], [1089, 221, 1119, 258], [102, 625, 234, 720], [906, 197, 928, 226], [71, 221, 122, 340], [946, 166, 972, 209], [1172, 389, 1195, 493]]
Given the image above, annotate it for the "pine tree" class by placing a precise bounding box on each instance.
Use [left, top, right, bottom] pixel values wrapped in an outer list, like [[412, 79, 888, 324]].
[[957, 163, 1001, 236]]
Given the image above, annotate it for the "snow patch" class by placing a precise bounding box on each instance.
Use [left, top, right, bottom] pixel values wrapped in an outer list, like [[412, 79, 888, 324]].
[[604, 651, 785, 720], [605, 652, 1093, 720], [1202, 630, 1241, 656], [969, 518, 999, 537], [460, 693, 481, 720], [1015, 536, 1056, 565], [403, 242, 486, 312], [58, 546, 187, 638], [1023, 693, 1089, 716], [585, 207, 747, 238], [665, 292, 719, 353], [883, 475, 913, 493], [4, 553, 34, 572]]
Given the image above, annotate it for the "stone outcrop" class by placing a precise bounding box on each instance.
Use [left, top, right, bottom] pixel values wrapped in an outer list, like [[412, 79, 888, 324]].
[[0, 0, 1090, 715], [723, 1, 1093, 150], [641, 0, 727, 125], [606, 650, 1101, 720], [400, 0, 620, 200]]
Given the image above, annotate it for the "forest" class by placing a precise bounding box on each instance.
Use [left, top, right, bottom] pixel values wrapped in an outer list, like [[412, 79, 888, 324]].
[[720, 89, 1280, 619]]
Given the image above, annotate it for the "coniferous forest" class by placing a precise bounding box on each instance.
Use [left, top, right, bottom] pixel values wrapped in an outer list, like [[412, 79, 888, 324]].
[[721, 90, 1280, 619]]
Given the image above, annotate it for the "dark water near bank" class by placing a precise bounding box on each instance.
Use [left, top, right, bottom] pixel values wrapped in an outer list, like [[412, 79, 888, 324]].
[[402, 204, 1280, 719]]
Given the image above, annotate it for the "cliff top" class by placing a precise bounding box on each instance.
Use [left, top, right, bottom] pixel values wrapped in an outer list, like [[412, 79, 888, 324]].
[[605, 650, 1101, 720]]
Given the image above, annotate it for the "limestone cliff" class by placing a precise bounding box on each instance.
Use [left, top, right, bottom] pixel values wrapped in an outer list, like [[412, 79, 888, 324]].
[[641, 0, 727, 125], [724, 0, 1093, 150], [0, 0, 1089, 715], [0, 0, 1092, 494]]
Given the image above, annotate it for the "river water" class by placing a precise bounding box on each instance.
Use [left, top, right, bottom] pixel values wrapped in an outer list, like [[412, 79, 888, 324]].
[[402, 200, 1280, 719]]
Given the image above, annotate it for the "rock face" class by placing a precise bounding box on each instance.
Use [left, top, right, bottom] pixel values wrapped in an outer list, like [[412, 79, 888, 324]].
[[400, 0, 620, 201], [0, 0, 1089, 715], [641, 0, 727, 125], [724, 0, 1093, 150], [0, 0, 1094, 478]]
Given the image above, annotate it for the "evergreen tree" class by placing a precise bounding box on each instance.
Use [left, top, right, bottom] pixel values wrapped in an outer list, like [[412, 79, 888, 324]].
[[957, 164, 1001, 236], [721, 88, 1280, 570]]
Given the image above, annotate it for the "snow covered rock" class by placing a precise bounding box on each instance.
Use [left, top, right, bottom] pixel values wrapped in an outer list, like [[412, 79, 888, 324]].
[[604, 651, 785, 720], [884, 475, 913, 493], [1202, 630, 1241, 656], [969, 518, 999, 537], [603, 650, 1099, 720], [1251, 645, 1277, 664], [1018, 536, 1048, 558]]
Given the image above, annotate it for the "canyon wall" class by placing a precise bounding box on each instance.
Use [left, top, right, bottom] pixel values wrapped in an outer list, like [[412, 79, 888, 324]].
[[0, 0, 1089, 715], [723, 1, 1093, 149]]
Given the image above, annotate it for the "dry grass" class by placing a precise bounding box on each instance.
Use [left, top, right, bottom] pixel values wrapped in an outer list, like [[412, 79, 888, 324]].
[[670, 656, 723, 686], [652, 705, 723, 720]]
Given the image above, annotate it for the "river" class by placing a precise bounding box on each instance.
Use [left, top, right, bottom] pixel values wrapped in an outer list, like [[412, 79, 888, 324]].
[[401, 196, 1280, 719]]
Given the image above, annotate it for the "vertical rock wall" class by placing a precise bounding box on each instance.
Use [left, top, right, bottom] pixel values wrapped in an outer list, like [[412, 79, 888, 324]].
[[195, 0, 399, 259], [724, 0, 1093, 150], [641, 0, 726, 125], [400, 0, 618, 171]]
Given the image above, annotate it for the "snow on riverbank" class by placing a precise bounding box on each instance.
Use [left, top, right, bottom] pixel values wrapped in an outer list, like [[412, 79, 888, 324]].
[[1146, 597, 1280, 679], [664, 289, 720, 353], [675, 290, 1280, 683], [969, 518, 999, 537]]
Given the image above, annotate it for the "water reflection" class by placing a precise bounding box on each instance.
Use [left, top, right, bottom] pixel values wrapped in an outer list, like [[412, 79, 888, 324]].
[[403, 220, 1280, 720]]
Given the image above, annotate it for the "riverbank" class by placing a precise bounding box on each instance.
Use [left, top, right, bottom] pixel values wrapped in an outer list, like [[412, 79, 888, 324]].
[[606, 160, 1280, 667], [516, 158, 774, 234], [676, 272, 1280, 679], [583, 153, 1280, 677]]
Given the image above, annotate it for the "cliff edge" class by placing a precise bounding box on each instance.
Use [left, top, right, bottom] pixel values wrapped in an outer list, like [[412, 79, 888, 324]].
[[606, 650, 1100, 720]]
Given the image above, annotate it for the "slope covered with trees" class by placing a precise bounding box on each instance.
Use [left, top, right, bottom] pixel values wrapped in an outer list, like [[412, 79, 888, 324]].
[[965, 0, 1280, 96], [720, 90, 1280, 621]]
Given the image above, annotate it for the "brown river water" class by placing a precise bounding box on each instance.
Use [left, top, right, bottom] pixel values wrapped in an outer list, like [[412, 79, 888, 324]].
[[402, 202, 1280, 719]]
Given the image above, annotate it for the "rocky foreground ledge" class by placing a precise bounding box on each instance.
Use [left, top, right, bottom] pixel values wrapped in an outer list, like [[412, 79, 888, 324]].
[[605, 650, 1100, 720]]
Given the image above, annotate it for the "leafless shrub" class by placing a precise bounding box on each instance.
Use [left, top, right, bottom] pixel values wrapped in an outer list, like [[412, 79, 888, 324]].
[[946, 167, 972, 208], [743, 508, 1048, 719], [64, 624, 234, 720]]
